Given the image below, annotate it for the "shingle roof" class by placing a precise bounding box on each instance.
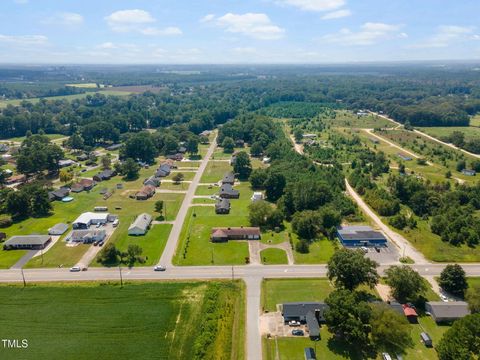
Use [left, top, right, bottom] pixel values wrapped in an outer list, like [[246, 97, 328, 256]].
[[222, 172, 235, 183], [215, 198, 230, 210], [211, 227, 260, 237], [427, 302, 470, 319], [219, 184, 239, 196], [5, 235, 51, 247], [128, 213, 152, 232]]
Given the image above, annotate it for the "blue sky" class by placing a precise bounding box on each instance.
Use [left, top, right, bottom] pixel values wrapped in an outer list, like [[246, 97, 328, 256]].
[[0, 0, 479, 63]]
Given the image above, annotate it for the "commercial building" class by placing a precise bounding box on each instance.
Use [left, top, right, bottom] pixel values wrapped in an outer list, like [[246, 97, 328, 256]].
[[128, 213, 153, 236], [3, 235, 51, 250], [337, 226, 387, 247], [73, 212, 110, 229]]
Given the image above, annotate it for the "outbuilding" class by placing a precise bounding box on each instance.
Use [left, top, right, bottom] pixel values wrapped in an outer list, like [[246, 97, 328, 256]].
[[128, 213, 153, 236], [304, 347, 316, 360], [48, 223, 69, 236], [425, 301, 470, 323]]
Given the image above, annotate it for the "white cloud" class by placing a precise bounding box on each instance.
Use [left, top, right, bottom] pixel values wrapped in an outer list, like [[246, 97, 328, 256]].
[[321, 22, 404, 45], [277, 0, 345, 12], [105, 9, 181, 36], [206, 13, 285, 40], [42, 12, 84, 26], [0, 34, 48, 46], [321, 9, 351, 20], [412, 26, 477, 48], [200, 14, 215, 23]]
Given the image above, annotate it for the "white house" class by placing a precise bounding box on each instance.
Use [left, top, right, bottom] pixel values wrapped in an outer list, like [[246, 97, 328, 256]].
[[128, 213, 153, 236]]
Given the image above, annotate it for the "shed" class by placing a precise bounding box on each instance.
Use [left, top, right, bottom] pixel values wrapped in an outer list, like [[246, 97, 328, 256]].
[[304, 347, 316, 360], [48, 223, 69, 236], [128, 213, 153, 236], [461, 169, 476, 176]]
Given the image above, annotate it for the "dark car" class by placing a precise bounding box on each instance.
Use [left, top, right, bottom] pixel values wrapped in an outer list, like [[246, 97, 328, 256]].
[[374, 246, 380, 253], [292, 329, 304, 336]]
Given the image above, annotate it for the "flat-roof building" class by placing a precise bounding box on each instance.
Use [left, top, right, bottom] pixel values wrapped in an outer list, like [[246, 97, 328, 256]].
[[337, 225, 387, 247], [73, 212, 109, 229]]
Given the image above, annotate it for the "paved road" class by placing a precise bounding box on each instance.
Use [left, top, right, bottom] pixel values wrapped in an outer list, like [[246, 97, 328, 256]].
[[158, 135, 217, 267]]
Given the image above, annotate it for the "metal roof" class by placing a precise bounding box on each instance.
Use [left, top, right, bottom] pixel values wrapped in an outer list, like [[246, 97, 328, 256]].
[[5, 235, 51, 246], [48, 223, 69, 235], [128, 213, 152, 232], [427, 301, 470, 319], [337, 226, 387, 241]]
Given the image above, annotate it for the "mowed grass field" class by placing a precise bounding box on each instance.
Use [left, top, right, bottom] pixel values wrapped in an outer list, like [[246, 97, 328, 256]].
[[419, 126, 480, 142], [322, 110, 395, 129], [0, 281, 245, 360], [260, 248, 288, 265]]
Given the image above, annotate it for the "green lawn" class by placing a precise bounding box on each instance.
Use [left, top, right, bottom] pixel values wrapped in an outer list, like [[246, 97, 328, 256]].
[[468, 277, 480, 287], [200, 160, 232, 183], [323, 110, 395, 129], [261, 230, 290, 245], [419, 126, 480, 142], [164, 170, 196, 181], [261, 278, 334, 312], [260, 248, 288, 265], [292, 229, 338, 264], [1, 133, 65, 143], [0, 249, 28, 269], [192, 197, 216, 204], [96, 224, 172, 267], [0, 281, 245, 360], [25, 240, 90, 269], [195, 185, 219, 195]]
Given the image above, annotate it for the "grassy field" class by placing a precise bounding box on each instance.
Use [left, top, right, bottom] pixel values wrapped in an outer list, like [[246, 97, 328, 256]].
[[468, 277, 480, 287], [0, 249, 28, 269], [322, 110, 395, 129], [200, 160, 232, 183], [0, 90, 131, 109], [0, 281, 245, 360], [260, 248, 288, 265], [261, 278, 334, 312], [1, 133, 65, 143], [419, 126, 480, 142]]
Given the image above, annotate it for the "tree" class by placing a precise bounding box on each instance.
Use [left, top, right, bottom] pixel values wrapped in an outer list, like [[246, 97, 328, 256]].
[[126, 244, 143, 265], [68, 132, 84, 150], [384, 265, 427, 302], [186, 137, 199, 155], [291, 210, 321, 240], [456, 159, 466, 172], [172, 173, 184, 184], [369, 303, 413, 352], [117, 158, 140, 180], [439, 264, 468, 298], [248, 201, 272, 227], [221, 137, 235, 153], [249, 169, 267, 189], [59, 169, 73, 184], [98, 243, 119, 265], [293, 128, 303, 143], [233, 151, 252, 180], [436, 314, 480, 360], [466, 284, 480, 313], [122, 132, 157, 163], [250, 142, 263, 157], [264, 173, 286, 201], [327, 249, 379, 290], [101, 155, 112, 170], [155, 200, 164, 218], [324, 289, 372, 346]]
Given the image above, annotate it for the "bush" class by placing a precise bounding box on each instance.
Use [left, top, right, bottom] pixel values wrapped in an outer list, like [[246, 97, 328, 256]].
[[295, 240, 310, 253], [0, 215, 12, 228]]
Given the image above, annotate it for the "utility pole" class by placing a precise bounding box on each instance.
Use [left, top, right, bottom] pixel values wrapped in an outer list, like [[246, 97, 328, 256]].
[[118, 266, 123, 288], [21, 269, 26, 287], [231, 266, 234, 281]]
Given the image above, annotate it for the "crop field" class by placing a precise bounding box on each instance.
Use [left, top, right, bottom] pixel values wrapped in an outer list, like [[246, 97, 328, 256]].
[[0, 281, 245, 360]]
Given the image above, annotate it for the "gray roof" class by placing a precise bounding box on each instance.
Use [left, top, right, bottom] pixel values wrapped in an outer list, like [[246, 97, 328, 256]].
[[5, 235, 51, 247], [306, 311, 320, 337], [427, 301, 470, 320], [215, 198, 230, 210], [222, 172, 235, 183], [219, 184, 239, 196], [282, 302, 328, 320], [128, 213, 152, 232], [48, 223, 69, 235], [337, 226, 387, 241]]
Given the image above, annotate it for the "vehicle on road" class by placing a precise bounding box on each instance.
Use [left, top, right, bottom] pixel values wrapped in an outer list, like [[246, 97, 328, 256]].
[[291, 329, 304, 336], [288, 320, 301, 326], [81, 267, 88, 271], [98, 241, 104, 247], [154, 265, 166, 271], [69, 266, 81, 272]]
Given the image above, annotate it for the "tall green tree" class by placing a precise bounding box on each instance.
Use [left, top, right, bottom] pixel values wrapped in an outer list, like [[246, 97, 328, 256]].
[[327, 249, 379, 290], [221, 137, 235, 153], [233, 151, 252, 180], [384, 265, 427, 302], [436, 314, 480, 360], [439, 264, 468, 298]]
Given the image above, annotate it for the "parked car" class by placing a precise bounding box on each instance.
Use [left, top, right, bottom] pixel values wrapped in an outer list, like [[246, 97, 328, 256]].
[[154, 265, 166, 271], [291, 329, 304, 336], [288, 320, 301, 327], [374, 246, 380, 253], [81, 267, 88, 271], [360, 246, 368, 253], [98, 241, 104, 247], [70, 266, 81, 272], [440, 294, 448, 302], [382, 353, 392, 360]]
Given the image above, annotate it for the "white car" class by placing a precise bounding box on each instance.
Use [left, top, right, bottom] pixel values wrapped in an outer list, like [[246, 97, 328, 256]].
[[288, 320, 301, 327], [69, 266, 81, 272], [360, 246, 369, 253], [440, 294, 449, 302], [154, 265, 166, 272]]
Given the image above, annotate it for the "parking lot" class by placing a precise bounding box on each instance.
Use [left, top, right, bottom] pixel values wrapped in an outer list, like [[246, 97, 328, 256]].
[[345, 243, 400, 264], [260, 311, 311, 338]]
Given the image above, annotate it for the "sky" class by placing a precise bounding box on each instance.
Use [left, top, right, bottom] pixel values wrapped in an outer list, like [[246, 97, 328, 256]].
[[0, 0, 479, 64]]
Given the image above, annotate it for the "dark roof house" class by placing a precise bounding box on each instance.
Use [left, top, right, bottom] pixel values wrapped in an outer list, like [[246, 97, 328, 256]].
[[93, 169, 116, 182], [210, 227, 260, 242], [215, 198, 231, 214], [219, 184, 239, 199], [135, 185, 156, 200], [222, 172, 235, 185], [282, 302, 329, 340], [48, 187, 70, 201], [144, 176, 161, 187], [3, 235, 51, 250], [426, 301, 470, 323]]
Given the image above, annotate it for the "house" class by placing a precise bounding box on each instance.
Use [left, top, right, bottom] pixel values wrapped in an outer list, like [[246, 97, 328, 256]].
[[3, 235, 51, 250], [222, 172, 235, 185], [155, 164, 171, 177], [397, 153, 412, 161], [215, 198, 231, 214], [93, 169, 116, 182], [302, 134, 317, 139], [199, 130, 211, 137], [282, 302, 329, 340], [128, 213, 153, 236], [73, 212, 110, 229], [210, 227, 261, 242], [48, 187, 70, 201], [71, 178, 95, 193], [76, 153, 88, 161], [166, 153, 183, 161], [262, 157, 271, 164], [403, 304, 418, 323], [337, 226, 387, 247], [4, 174, 26, 185], [178, 146, 187, 154], [304, 348, 316, 360], [48, 223, 69, 236], [70, 229, 106, 244], [219, 184, 240, 199], [0, 144, 10, 152], [106, 144, 123, 151], [144, 176, 161, 187], [58, 159, 76, 168], [425, 301, 470, 323], [251, 192, 263, 202], [461, 169, 476, 176], [162, 159, 177, 168], [135, 185, 156, 200]]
